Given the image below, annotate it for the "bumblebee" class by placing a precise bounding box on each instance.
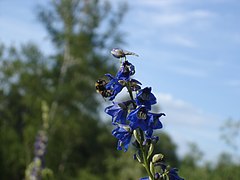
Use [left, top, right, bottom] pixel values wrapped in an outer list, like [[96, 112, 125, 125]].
[[95, 79, 113, 98]]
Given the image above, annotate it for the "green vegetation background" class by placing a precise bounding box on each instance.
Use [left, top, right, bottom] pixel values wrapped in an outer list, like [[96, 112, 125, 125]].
[[0, 1, 239, 179]]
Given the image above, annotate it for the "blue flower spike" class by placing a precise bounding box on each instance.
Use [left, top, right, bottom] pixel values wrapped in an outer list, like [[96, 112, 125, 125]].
[[97, 48, 184, 180]]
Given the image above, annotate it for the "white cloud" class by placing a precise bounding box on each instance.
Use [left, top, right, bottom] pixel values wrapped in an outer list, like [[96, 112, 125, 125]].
[[189, 9, 216, 18], [125, 0, 219, 50], [137, 0, 186, 8], [148, 9, 217, 27], [137, 0, 235, 7], [131, 0, 218, 28], [170, 66, 207, 77], [152, 13, 187, 26], [163, 34, 197, 48], [157, 93, 208, 126], [155, 92, 226, 161]]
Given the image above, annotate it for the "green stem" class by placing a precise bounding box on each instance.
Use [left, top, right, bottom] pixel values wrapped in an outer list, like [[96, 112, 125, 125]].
[[126, 82, 134, 101], [126, 79, 153, 179], [126, 81, 137, 109], [139, 129, 154, 180]]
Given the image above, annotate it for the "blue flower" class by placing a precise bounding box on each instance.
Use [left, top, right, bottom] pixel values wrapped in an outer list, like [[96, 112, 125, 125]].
[[112, 125, 133, 152], [140, 177, 149, 180], [103, 62, 138, 100], [168, 168, 184, 180], [34, 130, 48, 162], [136, 87, 157, 110], [105, 101, 134, 125], [127, 106, 165, 139], [105, 73, 124, 100], [145, 112, 165, 139], [140, 168, 184, 180], [129, 79, 142, 91], [127, 106, 149, 131], [159, 164, 184, 180], [116, 61, 135, 80]]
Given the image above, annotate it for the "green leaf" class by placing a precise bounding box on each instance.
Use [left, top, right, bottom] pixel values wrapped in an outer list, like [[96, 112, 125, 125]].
[[150, 161, 155, 177], [133, 129, 142, 144], [147, 143, 154, 160], [136, 152, 143, 164]]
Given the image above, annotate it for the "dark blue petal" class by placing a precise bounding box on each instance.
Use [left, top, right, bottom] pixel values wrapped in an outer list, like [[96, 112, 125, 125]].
[[136, 87, 157, 110], [144, 112, 165, 139], [116, 61, 135, 80], [130, 78, 142, 85], [105, 102, 131, 124], [112, 125, 133, 152], [105, 73, 115, 80], [130, 79, 142, 91], [145, 128, 153, 139], [109, 85, 124, 100], [169, 168, 184, 180], [104, 74, 124, 100], [140, 177, 149, 180], [127, 106, 149, 131], [148, 112, 165, 129]]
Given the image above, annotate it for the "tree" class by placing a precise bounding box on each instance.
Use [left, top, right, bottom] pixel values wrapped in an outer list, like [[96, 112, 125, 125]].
[[220, 118, 240, 154], [155, 132, 180, 167], [0, 0, 127, 179], [181, 143, 203, 168], [0, 44, 51, 179]]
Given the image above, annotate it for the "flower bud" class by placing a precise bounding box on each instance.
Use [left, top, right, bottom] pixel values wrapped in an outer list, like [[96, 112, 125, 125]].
[[133, 129, 141, 144], [152, 154, 164, 163]]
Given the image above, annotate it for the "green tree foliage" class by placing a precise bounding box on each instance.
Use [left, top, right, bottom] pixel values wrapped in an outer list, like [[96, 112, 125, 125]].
[[180, 156, 240, 180], [156, 132, 180, 167], [181, 143, 203, 168], [220, 118, 240, 152], [0, 0, 127, 179], [179, 143, 240, 180], [0, 44, 48, 179]]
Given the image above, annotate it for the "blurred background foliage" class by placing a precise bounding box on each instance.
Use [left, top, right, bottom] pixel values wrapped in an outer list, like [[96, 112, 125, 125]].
[[0, 0, 239, 180]]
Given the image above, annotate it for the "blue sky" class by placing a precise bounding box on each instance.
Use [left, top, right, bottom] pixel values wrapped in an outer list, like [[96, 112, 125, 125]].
[[121, 0, 240, 162], [1, 0, 240, 163]]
